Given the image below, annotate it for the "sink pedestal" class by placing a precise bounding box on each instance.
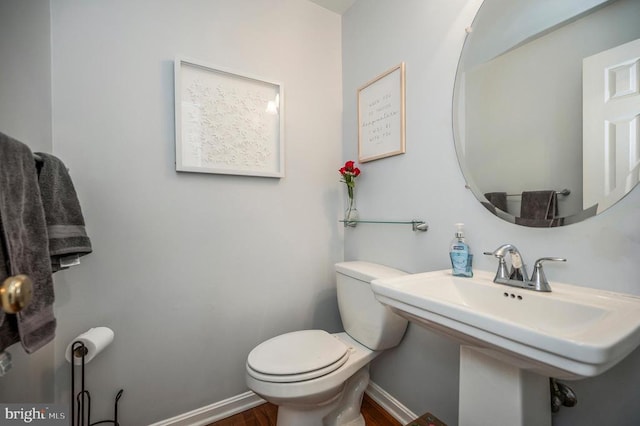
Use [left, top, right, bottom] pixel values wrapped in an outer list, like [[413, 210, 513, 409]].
[[459, 346, 551, 426]]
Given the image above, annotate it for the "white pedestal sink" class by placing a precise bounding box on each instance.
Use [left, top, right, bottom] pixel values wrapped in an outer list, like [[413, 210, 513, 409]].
[[371, 270, 640, 426]]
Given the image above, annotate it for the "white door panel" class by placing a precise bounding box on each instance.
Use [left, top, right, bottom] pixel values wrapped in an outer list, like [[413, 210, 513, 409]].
[[583, 38, 640, 212]]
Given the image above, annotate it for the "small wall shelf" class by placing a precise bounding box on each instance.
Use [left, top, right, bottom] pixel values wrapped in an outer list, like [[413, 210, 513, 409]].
[[339, 219, 428, 232]]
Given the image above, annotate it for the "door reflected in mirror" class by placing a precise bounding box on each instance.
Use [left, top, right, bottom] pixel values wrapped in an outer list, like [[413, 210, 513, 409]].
[[453, 0, 640, 227]]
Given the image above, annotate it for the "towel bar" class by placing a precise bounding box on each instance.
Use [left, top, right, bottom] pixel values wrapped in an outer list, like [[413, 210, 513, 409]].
[[339, 219, 428, 232], [506, 189, 571, 197]]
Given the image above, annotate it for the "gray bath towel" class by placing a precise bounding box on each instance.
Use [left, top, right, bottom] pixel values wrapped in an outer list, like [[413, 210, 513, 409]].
[[0, 132, 55, 353], [516, 190, 560, 227], [35, 152, 92, 272], [515, 216, 564, 227], [484, 192, 508, 212], [520, 190, 557, 219], [0, 228, 20, 351]]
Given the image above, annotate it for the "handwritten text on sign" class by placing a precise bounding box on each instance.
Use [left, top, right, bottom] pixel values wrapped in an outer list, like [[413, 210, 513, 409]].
[[358, 65, 404, 161]]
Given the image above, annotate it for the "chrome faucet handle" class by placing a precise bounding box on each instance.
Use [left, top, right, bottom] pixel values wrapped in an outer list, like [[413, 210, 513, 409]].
[[483, 251, 509, 281], [530, 257, 567, 292]]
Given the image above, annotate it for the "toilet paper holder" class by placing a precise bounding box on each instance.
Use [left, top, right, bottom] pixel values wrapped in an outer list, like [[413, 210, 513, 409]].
[[70, 341, 124, 426], [73, 345, 89, 358]]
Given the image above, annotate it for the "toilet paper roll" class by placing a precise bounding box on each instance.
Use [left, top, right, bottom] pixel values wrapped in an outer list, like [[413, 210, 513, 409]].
[[65, 327, 114, 365]]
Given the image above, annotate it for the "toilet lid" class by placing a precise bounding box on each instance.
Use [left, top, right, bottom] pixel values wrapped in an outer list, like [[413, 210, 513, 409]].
[[247, 330, 349, 382]]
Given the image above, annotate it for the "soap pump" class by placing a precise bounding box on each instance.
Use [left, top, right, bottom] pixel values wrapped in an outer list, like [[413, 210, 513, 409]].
[[449, 223, 473, 277]]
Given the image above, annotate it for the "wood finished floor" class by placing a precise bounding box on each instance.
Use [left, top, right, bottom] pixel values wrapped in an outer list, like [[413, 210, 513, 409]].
[[207, 393, 403, 426]]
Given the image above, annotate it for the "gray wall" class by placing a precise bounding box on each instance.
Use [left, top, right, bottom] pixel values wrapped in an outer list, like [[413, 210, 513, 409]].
[[2, 0, 343, 424], [343, 0, 640, 425], [0, 0, 54, 403], [0, 0, 52, 152], [462, 0, 609, 70]]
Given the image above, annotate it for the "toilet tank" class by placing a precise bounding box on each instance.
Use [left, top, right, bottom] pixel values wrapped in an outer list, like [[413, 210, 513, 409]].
[[335, 261, 408, 350]]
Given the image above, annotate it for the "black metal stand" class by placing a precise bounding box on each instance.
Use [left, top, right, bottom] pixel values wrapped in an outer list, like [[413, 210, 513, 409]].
[[70, 341, 124, 426]]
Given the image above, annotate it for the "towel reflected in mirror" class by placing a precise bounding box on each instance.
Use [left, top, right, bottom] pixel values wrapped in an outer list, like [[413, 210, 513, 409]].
[[483, 192, 508, 213], [516, 190, 563, 227]]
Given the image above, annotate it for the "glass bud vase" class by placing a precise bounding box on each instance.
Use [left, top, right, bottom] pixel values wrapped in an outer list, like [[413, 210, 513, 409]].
[[344, 194, 359, 227]]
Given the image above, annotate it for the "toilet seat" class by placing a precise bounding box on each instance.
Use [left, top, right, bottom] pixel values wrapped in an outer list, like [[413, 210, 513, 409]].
[[247, 330, 350, 383]]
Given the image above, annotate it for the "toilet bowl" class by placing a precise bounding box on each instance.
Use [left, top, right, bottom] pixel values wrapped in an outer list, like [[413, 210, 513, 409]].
[[245, 261, 408, 426], [246, 332, 378, 425]]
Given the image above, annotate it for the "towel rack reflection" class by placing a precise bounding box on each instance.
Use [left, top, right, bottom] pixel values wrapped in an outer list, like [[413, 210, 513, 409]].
[[339, 219, 428, 232], [506, 189, 571, 197]]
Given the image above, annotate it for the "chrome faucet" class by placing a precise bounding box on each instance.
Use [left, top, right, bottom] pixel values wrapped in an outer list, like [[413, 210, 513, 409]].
[[485, 244, 528, 281], [484, 244, 566, 292]]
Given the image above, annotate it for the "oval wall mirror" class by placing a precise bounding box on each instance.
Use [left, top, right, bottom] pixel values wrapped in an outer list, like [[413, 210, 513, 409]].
[[453, 0, 640, 227]]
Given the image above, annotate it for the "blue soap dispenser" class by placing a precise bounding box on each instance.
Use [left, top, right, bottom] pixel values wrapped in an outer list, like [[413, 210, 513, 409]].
[[450, 223, 473, 277]]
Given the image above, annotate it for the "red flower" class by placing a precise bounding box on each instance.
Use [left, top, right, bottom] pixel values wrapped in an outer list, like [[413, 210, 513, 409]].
[[339, 160, 361, 199]]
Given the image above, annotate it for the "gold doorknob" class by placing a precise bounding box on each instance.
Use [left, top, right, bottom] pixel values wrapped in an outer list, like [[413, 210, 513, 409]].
[[0, 275, 33, 314]]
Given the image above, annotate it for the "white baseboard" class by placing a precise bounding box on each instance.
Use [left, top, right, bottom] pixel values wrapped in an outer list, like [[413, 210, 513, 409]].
[[151, 381, 416, 426], [148, 391, 266, 426], [365, 381, 417, 425]]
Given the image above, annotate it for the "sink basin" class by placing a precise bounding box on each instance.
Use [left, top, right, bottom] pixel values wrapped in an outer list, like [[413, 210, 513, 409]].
[[372, 269, 640, 380]]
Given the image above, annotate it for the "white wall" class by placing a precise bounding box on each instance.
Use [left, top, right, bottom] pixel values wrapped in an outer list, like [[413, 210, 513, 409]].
[[48, 0, 343, 424], [343, 1, 640, 425], [0, 0, 54, 403]]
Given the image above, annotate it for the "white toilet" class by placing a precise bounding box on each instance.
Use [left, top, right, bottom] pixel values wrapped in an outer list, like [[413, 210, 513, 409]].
[[245, 261, 408, 426]]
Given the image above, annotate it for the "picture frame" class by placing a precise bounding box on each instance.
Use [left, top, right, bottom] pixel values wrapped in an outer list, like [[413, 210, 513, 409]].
[[174, 57, 285, 178], [357, 63, 406, 163]]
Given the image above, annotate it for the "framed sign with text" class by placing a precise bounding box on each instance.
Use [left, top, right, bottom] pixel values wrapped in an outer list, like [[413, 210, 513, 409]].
[[357, 63, 405, 162]]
